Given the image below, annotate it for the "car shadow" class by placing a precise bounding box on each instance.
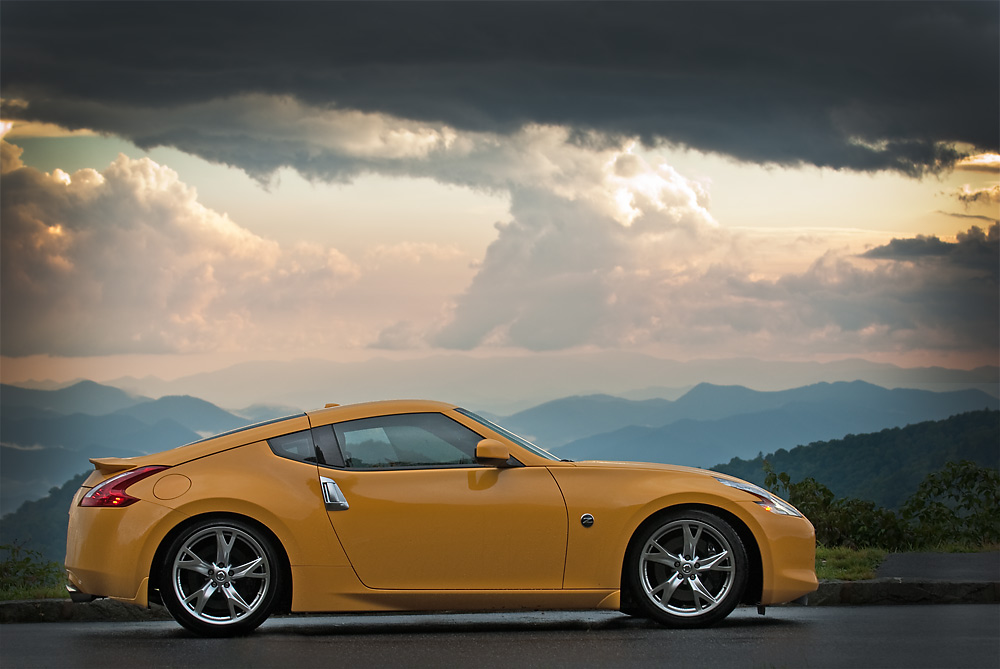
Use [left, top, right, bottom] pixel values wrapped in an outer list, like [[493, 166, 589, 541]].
[[243, 609, 804, 637], [92, 608, 804, 640]]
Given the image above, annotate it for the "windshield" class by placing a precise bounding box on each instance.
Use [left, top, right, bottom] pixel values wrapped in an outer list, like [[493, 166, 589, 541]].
[[456, 408, 561, 461]]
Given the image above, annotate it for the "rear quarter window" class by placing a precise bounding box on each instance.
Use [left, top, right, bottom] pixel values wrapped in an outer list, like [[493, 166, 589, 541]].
[[267, 426, 346, 468]]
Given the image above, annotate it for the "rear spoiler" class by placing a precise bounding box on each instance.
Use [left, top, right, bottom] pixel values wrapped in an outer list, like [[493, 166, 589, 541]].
[[89, 457, 139, 476]]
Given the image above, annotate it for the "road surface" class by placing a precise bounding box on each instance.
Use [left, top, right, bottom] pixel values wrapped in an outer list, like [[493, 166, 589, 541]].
[[2, 605, 997, 668]]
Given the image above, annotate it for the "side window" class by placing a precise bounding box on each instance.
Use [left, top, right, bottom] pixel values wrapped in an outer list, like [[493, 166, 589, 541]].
[[268, 426, 346, 468], [342, 427, 397, 467], [268, 430, 317, 464], [334, 413, 483, 469]]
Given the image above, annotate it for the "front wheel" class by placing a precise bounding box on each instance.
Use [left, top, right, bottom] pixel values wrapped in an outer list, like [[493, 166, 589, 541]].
[[626, 509, 747, 628], [161, 519, 282, 637]]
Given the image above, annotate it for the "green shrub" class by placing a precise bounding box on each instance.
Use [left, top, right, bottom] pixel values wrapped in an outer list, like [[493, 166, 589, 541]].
[[901, 460, 1000, 546], [763, 460, 998, 551], [0, 543, 64, 595]]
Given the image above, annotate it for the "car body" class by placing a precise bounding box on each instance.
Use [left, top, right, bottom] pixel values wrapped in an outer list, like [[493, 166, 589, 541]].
[[66, 399, 817, 636]]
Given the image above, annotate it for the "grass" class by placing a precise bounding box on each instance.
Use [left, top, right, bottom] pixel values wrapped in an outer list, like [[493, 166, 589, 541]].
[[815, 542, 1000, 581], [0, 544, 67, 601], [0, 585, 69, 601], [815, 545, 887, 581]]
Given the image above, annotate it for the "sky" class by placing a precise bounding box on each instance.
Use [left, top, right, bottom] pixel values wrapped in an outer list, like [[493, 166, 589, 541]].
[[1, 1, 998, 390]]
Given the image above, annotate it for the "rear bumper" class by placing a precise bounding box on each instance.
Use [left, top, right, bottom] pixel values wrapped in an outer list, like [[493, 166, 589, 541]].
[[66, 495, 184, 607]]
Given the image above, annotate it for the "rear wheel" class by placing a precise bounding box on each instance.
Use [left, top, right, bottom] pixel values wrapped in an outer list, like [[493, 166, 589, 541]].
[[161, 519, 282, 637], [626, 509, 747, 628]]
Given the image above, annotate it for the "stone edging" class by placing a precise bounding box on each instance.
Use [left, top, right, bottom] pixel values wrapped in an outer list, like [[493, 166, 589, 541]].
[[0, 598, 172, 624], [808, 578, 1000, 606]]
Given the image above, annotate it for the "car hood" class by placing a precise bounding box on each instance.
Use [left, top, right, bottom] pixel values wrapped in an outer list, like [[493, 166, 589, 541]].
[[568, 459, 721, 477]]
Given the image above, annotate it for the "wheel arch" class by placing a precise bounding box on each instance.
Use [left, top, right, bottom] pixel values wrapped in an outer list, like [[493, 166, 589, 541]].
[[619, 503, 763, 609], [147, 511, 294, 614]]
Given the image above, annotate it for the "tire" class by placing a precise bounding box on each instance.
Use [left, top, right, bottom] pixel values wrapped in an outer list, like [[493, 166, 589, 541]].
[[161, 518, 282, 637], [626, 509, 747, 628]]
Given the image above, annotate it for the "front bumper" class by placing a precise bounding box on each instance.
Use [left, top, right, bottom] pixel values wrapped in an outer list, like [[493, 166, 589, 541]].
[[756, 511, 818, 605]]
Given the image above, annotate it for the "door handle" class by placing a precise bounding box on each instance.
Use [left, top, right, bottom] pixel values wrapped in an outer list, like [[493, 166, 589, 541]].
[[319, 476, 350, 510]]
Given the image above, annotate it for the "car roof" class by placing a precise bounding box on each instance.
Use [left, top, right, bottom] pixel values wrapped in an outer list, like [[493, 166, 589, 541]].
[[91, 399, 463, 472]]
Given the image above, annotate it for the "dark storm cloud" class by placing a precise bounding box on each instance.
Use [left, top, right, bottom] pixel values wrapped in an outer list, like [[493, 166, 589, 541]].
[[861, 235, 957, 259], [862, 224, 999, 278], [2, 1, 996, 176], [941, 210, 1000, 224]]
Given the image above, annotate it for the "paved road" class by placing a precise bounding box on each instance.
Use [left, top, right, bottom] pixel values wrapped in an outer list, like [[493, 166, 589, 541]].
[[877, 550, 1000, 580], [2, 605, 998, 668]]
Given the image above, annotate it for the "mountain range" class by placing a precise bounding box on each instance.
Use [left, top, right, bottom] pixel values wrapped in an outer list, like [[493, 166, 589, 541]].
[[20, 352, 996, 416], [714, 409, 999, 510], [547, 382, 997, 467], [3, 376, 997, 516]]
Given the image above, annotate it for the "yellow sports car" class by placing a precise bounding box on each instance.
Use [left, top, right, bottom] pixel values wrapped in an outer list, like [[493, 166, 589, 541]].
[[66, 400, 817, 636]]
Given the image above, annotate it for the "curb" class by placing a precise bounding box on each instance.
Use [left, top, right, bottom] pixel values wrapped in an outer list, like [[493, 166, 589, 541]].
[[0, 598, 171, 624], [2, 580, 998, 624]]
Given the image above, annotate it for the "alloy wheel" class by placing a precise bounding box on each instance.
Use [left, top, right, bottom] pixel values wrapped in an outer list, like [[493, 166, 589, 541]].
[[638, 517, 738, 618], [170, 524, 272, 626]]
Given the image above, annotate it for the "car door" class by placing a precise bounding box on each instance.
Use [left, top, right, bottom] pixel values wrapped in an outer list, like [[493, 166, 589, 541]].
[[315, 412, 568, 591]]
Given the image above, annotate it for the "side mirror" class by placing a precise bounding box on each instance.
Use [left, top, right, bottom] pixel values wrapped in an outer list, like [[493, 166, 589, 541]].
[[475, 439, 511, 467]]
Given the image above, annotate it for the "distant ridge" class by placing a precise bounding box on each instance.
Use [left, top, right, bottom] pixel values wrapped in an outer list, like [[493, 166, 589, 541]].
[[90, 353, 998, 415], [114, 395, 248, 435], [713, 409, 1000, 509], [1, 380, 147, 416], [554, 381, 999, 467], [500, 394, 674, 447]]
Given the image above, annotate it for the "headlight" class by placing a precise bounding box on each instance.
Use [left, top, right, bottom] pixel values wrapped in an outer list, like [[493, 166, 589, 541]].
[[714, 477, 803, 517]]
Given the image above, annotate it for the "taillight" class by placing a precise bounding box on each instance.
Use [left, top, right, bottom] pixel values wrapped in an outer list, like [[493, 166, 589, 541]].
[[80, 466, 169, 507]]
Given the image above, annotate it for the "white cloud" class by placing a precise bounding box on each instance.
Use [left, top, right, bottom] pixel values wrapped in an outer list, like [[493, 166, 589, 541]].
[[430, 147, 729, 351], [433, 186, 997, 359], [1, 127, 24, 172], [3, 97, 996, 364], [955, 153, 1000, 173], [0, 141, 360, 356], [57, 96, 736, 354]]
